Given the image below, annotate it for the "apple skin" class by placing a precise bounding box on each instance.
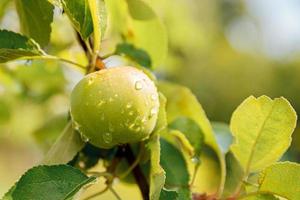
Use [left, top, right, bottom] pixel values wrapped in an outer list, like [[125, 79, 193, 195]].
[[70, 66, 159, 149]]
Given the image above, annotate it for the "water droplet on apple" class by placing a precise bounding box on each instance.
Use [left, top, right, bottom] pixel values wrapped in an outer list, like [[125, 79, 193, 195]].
[[149, 107, 158, 118], [88, 77, 94, 85], [97, 100, 105, 107], [103, 132, 112, 144], [126, 103, 133, 109], [109, 123, 114, 132], [135, 80, 143, 90], [151, 94, 157, 101], [80, 133, 89, 142]]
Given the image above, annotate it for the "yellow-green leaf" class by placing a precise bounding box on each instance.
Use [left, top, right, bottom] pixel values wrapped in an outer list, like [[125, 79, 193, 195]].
[[258, 162, 300, 200], [230, 96, 297, 173], [105, 0, 167, 68], [158, 81, 225, 194], [148, 134, 166, 200], [15, 0, 54, 47]]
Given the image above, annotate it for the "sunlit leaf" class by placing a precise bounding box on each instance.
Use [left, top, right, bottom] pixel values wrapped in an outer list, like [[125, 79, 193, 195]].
[[106, 0, 167, 68], [42, 122, 85, 165], [158, 81, 225, 191], [148, 92, 168, 200], [0, 30, 44, 63], [222, 152, 244, 198], [115, 42, 151, 68], [130, 15, 167, 68], [169, 116, 204, 157], [126, 0, 155, 20], [230, 96, 297, 173], [0, 0, 10, 21], [153, 92, 167, 133], [192, 145, 222, 193], [0, 98, 10, 124], [15, 0, 54, 47], [258, 162, 300, 200], [8, 165, 95, 200], [148, 134, 166, 200]]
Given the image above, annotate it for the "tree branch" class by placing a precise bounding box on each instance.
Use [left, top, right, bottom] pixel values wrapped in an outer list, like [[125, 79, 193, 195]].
[[122, 144, 149, 200]]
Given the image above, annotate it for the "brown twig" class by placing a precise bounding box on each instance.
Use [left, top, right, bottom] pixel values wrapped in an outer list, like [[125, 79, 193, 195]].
[[122, 144, 149, 200]]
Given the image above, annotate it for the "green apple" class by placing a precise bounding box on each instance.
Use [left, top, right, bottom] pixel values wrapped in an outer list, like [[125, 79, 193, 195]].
[[70, 66, 159, 148]]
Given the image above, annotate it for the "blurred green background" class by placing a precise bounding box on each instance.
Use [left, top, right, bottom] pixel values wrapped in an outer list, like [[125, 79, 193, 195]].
[[1, 0, 300, 198]]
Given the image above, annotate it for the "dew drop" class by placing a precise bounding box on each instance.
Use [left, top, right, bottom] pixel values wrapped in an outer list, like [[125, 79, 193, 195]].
[[141, 117, 147, 123], [126, 103, 133, 109], [135, 126, 141, 132], [103, 132, 112, 144], [79, 161, 85, 168], [191, 157, 200, 164], [97, 100, 105, 107], [114, 94, 119, 98], [149, 108, 158, 118], [135, 81, 143, 90], [151, 94, 157, 101], [88, 76, 94, 85], [109, 123, 114, 132], [80, 133, 90, 142], [73, 121, 81, 131], [129, 111, 134, 116], [113, 177, 120, 185], [129, 123, 135, 130]]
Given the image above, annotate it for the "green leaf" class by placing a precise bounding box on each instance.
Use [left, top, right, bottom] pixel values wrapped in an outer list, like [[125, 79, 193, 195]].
[[42, 122, 85, 165], [177, 188, 191, 200], [153, 92, 168, 133], [222, 152, 244, 198], [0, 30, 44, 63], [148, 134, 166, 200], [115, 42, 152, 68], [106, 0, 167, 68], [158, 81, 225, 191], [15, 0, 54, 47], [62, 0, 92, 39], [130, 12, 167, 68], [9, 165, 95, 200], [126, 0, 155, 20], [230, 96, 297, 173], [1, 186, 15, 200], [147, 92, 167, 200], [160, 138, 189, 188], [159, 189, 178, 200], [169, 117, 204, 157], [258, 162, 300, 200], [48, 0, 62, 8], [212, 122, 233, 154]]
